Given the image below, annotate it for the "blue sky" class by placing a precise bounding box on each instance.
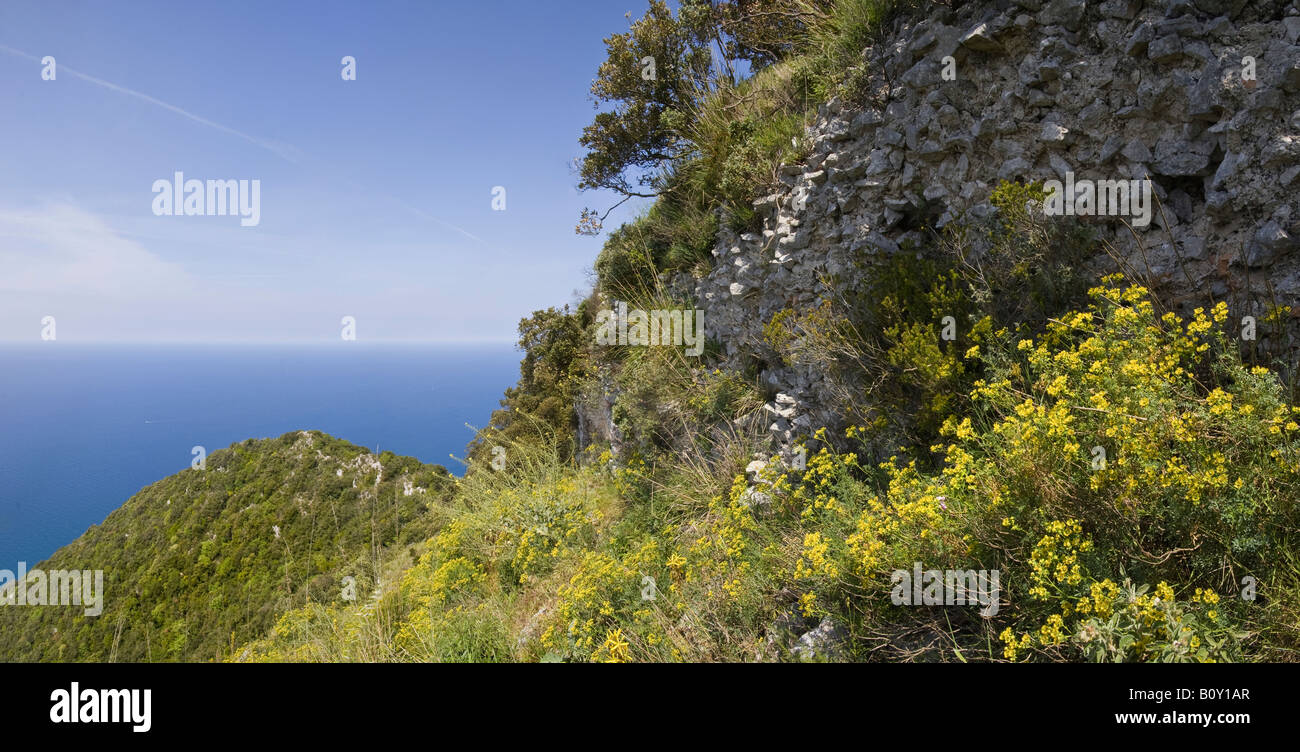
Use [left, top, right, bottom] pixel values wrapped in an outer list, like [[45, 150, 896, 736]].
[[0, 0, 653, 343]]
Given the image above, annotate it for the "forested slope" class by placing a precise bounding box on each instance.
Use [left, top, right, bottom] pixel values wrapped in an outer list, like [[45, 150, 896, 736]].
[[0, 431, 452, 661]]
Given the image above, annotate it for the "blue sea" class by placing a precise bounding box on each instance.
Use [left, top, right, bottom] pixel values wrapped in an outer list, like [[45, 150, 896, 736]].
[[0, 344, 520, 567]]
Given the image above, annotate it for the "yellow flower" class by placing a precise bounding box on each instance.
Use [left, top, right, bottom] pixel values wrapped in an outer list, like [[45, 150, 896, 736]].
[[599, 629, 631, 663]]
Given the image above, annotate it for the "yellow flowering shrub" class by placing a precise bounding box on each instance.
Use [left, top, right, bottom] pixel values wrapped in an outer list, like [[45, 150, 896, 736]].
[[886, 277, 1300, 660], [393, 520, 501, 659], [701, 276, 1298, 661], [540, 539, 670, 662], [491, 475, 600, 585]]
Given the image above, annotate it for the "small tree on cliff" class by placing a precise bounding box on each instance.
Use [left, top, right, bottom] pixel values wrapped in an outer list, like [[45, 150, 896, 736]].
[[575, 0, 829, 235]]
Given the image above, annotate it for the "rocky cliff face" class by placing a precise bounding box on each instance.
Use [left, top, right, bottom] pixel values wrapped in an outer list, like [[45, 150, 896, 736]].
[[675, 0, 1300, 453]]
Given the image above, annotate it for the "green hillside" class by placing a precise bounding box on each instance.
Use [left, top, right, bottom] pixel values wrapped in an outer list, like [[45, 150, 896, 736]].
[[0, 431, 452, 661]]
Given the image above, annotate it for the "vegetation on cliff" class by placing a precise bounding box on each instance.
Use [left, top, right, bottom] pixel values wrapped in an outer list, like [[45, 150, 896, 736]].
[[12, 0, 1299, 662], [234, 1, 1299, 662], [231, 275, 1299, 662]]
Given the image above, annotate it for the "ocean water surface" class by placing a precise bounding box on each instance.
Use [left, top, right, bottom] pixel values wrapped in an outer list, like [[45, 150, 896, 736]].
[[0, 344, 520, 566]]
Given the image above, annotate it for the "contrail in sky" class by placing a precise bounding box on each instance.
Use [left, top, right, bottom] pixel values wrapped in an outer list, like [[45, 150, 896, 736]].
[[0, 43, 488, 244], [0, 43, 302, 162]]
